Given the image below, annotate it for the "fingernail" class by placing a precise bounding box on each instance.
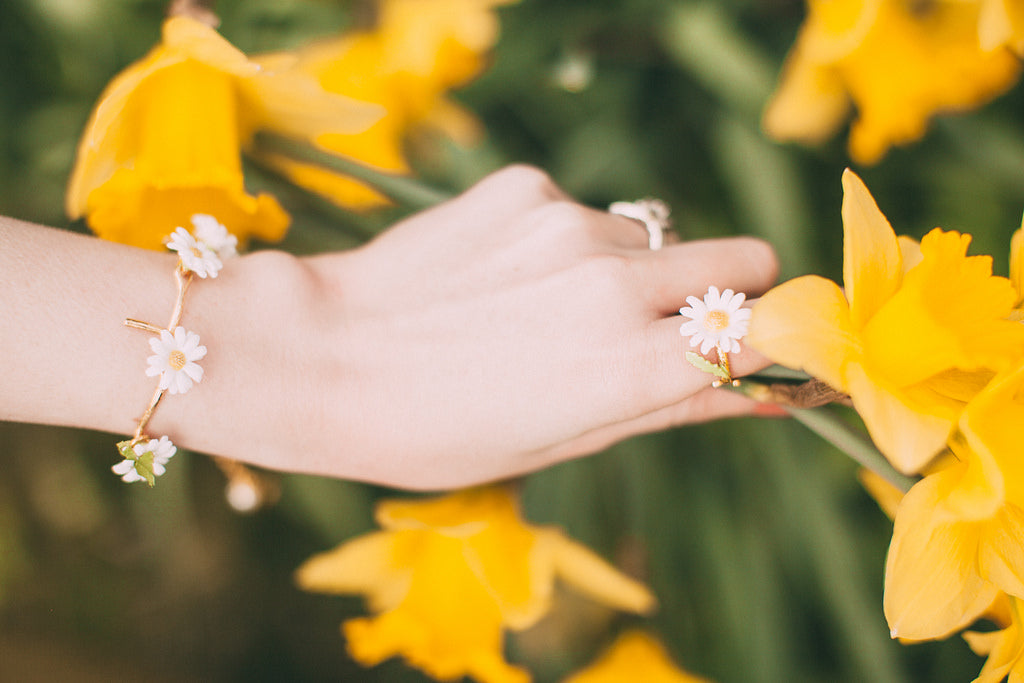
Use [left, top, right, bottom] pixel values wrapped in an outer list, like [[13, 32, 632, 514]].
[[752, 402, 789, 418]]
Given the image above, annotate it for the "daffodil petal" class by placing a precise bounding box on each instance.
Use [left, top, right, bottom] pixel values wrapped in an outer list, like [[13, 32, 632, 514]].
[[980, 0, 1014, 50], [1011, 227, 1024, 307], [375, 486, 498, 535], [980, 506, 1024, 600], [965, 629, 1004, 659], [239, 55, 384, 143], [846, 363, 950, 474], [802, 0, 882, 62], [295, 531, 412, 612], [762, 47, 850, 145], [841, 169, 902, 329], [962, 364, 1024, 503], [563, 629, 713, 683], [857, 467, 903, 520], [161, 16, 253, 75], [422, 96, 486, 144], [465, 522, 550, 631], [341, 529, 528, 683], [979, 0, 1024, 53], [885, 471, 1000, 640], [747, 275, 857, 392], [252, 153, 393, 210], [897, 234, 922, 273], [964, 596, 1024, 683], [546, 530, 656, 617]]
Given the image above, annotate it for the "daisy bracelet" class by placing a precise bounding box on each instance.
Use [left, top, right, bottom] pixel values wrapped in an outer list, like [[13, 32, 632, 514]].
[[114, 214, 237, 486]]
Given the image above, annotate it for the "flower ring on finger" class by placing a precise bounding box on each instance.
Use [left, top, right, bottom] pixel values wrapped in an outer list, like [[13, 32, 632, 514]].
[[608, 198, 672, 250]]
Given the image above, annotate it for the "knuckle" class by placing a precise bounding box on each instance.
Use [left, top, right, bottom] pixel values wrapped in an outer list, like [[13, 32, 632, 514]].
[[530, 201, 600, 243], [575, 253, 636, 296], [494, 164, 566, 202], [499, 164, 556, 191]]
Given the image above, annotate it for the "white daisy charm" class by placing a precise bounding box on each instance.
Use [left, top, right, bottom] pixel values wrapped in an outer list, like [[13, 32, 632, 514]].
[[146, 326, 207, 395], [679, 286, 751, 354], [190, 214, 238, 260], [113, 436, 177, 486], [167, 226, 223, 278]]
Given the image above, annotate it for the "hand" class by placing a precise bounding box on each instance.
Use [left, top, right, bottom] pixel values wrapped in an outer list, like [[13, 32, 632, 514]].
[[153, 166, 779, 489]]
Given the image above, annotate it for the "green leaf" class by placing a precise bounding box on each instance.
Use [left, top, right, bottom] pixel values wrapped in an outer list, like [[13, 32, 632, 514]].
[[686, 351, 730, 380], [116, 440, 135, 460], [133, 450, 157, 488]]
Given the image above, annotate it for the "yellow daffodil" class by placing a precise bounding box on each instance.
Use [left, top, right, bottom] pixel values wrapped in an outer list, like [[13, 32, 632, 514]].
[[253, 0, 516, 209], [67, 16, 380, 249], [561, 630, 714, 683], [296, 485, 655, 683], [884, 363, 1024, 640], [764, 0, 1022, 164], [748, 170, 1024, 474], [964, 594, 1024, 683]]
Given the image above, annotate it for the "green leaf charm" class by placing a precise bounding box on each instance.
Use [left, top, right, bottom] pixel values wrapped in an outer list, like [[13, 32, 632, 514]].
[[133, 450, 157, 488], [115, 439, 157, 487], [685, 352, 730, 380]]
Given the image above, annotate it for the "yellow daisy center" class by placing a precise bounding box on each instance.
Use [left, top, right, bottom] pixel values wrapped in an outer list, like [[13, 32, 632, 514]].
[[705, 310, 730, 331], [168, 349, 188, 371]]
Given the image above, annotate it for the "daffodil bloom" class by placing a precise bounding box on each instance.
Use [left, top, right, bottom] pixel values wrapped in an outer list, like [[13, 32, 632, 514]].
[[67, 16, 380, 249], [253, 0, 516, 209], [884, 363, 1024, 640], [964, 594, 1024, 683], [764, 0, 1022, 164], [747, 170, 1024, 474], [296, 485, 655, 683], [678, 286, 750, 355], [146, 326, 206, 395], [112, 436, 176, 484], [561, 630, 714, 683]]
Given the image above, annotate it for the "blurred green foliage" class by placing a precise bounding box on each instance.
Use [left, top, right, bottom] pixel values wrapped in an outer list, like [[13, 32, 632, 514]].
[[2, 0, 1023, 680]]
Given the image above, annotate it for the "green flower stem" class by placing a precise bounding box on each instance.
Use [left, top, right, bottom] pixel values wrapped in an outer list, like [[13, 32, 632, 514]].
[[252, 132, 454, 210], [784, 404, 917, 493], [734, 378, 918, 493]]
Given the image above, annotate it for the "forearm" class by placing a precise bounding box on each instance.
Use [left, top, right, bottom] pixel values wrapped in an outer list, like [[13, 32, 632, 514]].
[[1, 217, 180, 433], [0, 217, 334, 477]]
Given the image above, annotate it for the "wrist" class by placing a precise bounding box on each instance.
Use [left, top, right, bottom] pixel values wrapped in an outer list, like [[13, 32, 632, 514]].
[[143, 248, 328, 471]]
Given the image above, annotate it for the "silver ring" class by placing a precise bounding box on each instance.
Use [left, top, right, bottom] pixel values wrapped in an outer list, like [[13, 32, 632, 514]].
[[608, 198, 671, 250]]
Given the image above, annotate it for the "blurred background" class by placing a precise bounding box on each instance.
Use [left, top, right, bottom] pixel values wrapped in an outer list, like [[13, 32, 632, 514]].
[[3, 0, 1024, 680]]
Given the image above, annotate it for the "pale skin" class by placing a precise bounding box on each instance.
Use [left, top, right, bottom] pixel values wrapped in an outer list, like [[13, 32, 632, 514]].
[[1, 165, 779, 490]]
